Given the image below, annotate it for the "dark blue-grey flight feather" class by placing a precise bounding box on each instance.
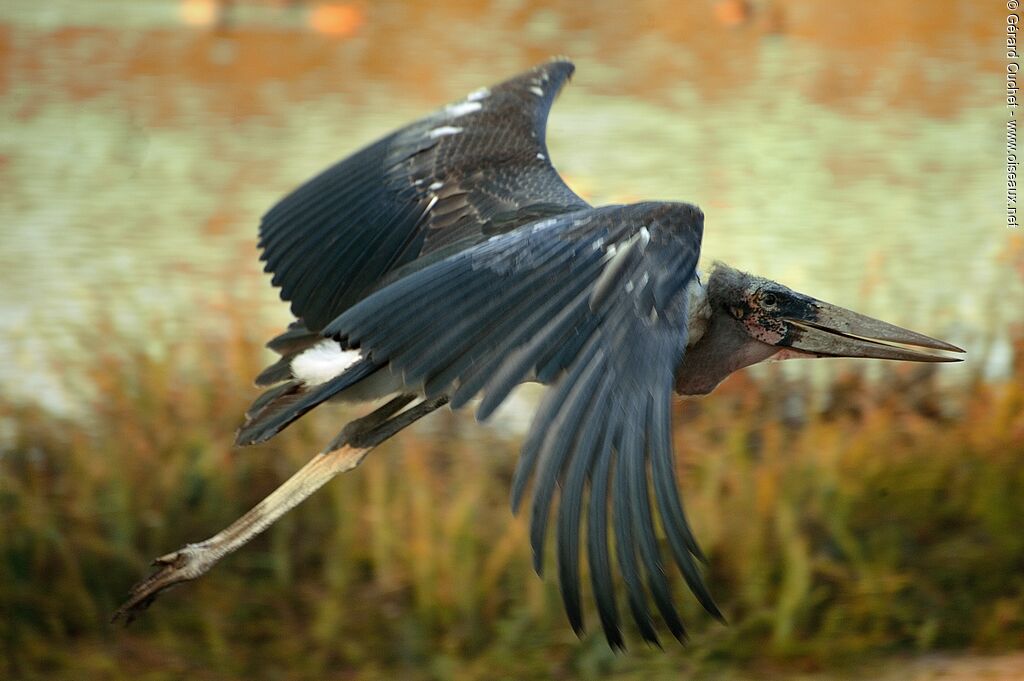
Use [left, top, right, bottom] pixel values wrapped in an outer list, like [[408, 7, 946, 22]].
[[321, 201, 717, 646], [260, 59, 587, 333], [245, 59, 721, 648]]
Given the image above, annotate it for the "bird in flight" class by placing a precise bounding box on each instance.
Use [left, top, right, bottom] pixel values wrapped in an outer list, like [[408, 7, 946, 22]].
[[114, 59, 964, 648]]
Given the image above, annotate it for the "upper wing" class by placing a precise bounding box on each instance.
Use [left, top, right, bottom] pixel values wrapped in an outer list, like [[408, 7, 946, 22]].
[[259, 59, 588, 332], [323, 201, 721, 648]]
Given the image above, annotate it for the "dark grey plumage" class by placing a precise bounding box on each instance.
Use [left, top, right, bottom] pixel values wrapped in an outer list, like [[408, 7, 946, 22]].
[[259, 60, 586, 333], [317, 200, 714, 649], [239, 60, 718, 647], [233, 58, 963, 649], [113, 59, 963, 638]]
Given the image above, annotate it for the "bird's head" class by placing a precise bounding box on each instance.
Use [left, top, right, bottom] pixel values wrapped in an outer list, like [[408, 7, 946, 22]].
[[674, 263, 965, 395]]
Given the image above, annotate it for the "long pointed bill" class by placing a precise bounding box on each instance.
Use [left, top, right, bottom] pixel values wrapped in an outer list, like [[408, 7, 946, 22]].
[[782, 299, 965, 363]]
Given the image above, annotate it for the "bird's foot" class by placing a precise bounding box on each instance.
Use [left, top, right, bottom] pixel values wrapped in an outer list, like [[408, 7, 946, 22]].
[[111, 543, 216, 624]]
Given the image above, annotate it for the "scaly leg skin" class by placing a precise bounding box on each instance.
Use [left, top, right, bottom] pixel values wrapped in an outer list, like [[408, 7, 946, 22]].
[[112, 395, 449, 624], [111, 444, 371, 624]]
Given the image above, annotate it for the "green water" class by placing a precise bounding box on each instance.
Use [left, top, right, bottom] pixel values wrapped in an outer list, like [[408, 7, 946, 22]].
[[0, 1, 1016, 410]]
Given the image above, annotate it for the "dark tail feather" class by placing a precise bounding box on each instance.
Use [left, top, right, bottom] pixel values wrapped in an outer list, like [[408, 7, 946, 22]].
[[235, 360, 380, 446], [254, 356, 296, 387], [255, 321, 324, 387], [245, 380, 302, 421], [265, 320, 320, 354]]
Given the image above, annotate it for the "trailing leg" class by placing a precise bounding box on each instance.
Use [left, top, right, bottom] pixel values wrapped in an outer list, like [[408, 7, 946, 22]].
[[112, 396, 448, 624]]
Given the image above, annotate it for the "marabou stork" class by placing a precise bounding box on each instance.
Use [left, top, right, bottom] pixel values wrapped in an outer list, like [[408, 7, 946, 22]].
[[114, 59, 964, 648]]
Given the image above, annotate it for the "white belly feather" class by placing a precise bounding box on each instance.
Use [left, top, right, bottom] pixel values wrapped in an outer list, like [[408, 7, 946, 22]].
[[291, 340, 407, 403]]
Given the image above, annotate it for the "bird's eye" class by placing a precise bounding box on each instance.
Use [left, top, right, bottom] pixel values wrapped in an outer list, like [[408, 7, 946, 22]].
[[761, 292, 778, 308]]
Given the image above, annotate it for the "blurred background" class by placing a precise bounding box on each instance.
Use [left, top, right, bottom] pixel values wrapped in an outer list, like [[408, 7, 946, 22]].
[[1, 1, 1022, 679]]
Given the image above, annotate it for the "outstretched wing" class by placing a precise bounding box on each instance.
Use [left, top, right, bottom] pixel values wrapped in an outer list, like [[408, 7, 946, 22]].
[[324, 201, 721, 648], [260, 59, 588, 332]]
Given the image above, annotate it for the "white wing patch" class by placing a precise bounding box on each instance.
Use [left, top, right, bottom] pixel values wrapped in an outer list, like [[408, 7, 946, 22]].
[[291, 341, 362, 386], [685, 274, 711, 347], [467, 87, 490, 102], [638, 226, 651, 249], [446, 101, 482, 118], [429, 126, 463, 139]]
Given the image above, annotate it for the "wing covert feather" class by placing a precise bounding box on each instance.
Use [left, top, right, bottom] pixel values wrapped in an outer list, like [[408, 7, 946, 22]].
[[324, 201, 717, 645], [260, 59, 587, 331]]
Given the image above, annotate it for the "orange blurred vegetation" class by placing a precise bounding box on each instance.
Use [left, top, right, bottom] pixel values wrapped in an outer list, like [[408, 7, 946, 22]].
[[1, 298, 1022, 680], [309, 3, 364, 38]]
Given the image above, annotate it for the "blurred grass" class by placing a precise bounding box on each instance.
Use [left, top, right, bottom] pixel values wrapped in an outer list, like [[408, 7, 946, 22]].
[[1, 309, 1023, 681]]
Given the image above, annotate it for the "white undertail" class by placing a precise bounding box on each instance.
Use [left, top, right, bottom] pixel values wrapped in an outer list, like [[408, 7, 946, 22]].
[[291, 341, 362, 386]]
